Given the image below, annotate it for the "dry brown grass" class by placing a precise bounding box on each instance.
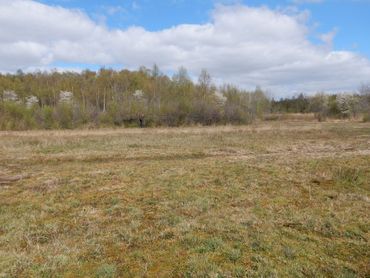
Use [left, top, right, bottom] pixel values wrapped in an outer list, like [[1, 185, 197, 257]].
[[264, 113, 317, 121], [0, 121, 369, 277]]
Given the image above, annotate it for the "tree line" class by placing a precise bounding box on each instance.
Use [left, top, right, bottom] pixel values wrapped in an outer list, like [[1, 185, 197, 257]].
[[271, 88, 370, 122], [0, 66, 369, 130]]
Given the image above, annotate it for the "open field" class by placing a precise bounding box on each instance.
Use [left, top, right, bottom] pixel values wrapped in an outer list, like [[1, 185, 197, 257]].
[[0, 121, 369, 277]]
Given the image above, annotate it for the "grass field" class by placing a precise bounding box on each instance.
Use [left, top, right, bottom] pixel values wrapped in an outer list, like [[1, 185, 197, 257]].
[[0, 121, 369, 277]]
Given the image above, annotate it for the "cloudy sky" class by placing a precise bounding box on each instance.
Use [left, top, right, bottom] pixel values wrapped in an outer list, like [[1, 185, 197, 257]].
[[1, 0, 370, 96]]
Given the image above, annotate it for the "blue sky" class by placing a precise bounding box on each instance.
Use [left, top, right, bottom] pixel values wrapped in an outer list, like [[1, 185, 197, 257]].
[[1, 0, 370, 95], [39, 0, 370, 58]]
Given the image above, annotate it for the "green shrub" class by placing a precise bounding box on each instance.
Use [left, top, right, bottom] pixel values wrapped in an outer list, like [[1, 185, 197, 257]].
[[55, 103, 73, 129], [98, 111, 114, 126], [0, 102, 36, 130], [41, 106, 56, 129]]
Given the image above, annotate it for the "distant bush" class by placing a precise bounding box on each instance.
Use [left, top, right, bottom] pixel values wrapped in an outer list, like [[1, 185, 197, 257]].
[[38, 106, 56, 129], [0, 102, 36, 130], [263, 114, 280, 121], [314, 112, 327, 122], [54, 103, 73, 129], [98, 111, 113, 126]]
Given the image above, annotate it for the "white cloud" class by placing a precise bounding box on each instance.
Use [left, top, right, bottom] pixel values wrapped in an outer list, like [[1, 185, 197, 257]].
[[0, 0, 369, 96], [291, 0, 324, 4], [319, 28, 338, 49], [102, 5, 126, 16]]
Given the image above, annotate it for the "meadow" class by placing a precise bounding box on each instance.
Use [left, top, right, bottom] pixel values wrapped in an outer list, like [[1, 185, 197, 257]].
[[0, 120, 369, 277]]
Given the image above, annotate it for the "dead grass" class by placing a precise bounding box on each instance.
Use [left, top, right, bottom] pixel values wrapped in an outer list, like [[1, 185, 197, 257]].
[[0, 121, 369, 277]]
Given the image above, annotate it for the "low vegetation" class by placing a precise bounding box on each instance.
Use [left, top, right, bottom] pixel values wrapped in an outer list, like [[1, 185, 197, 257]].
[[0, 120, 369, 277]]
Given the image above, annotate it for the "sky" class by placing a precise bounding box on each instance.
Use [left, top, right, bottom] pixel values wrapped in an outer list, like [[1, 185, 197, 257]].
[[1, 0, 370, 96]]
